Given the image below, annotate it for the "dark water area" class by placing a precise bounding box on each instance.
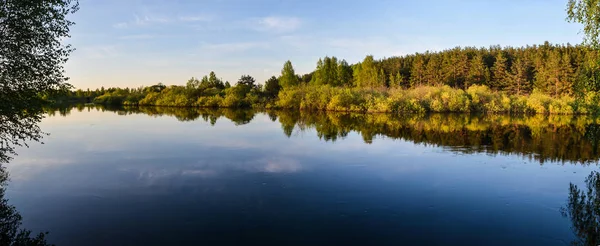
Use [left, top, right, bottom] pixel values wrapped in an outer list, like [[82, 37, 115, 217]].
[[6, 106, 600, 245]]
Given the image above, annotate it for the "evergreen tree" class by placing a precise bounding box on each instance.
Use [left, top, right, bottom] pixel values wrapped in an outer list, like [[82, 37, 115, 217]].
[[467, 54, 489, 86], [491, 52, 509, 90], [237, 75, 256, 89], [280, 60, 299, 88], [337, 60, 353, 86], [509, 58, 532, 95], [310, 58, 324, 85], [410, 55, 426, 87], [264, 76, 281, 98], [208, 71, 225, 89], [355, 55, 380, 88], [424, 55, 442, 86]]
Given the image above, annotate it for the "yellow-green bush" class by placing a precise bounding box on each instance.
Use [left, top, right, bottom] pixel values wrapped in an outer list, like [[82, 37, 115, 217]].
[[195, 96, 223, 107]]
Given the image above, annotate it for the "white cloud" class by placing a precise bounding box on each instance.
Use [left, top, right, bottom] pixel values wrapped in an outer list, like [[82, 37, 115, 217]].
[[254, 16, 302, 33]]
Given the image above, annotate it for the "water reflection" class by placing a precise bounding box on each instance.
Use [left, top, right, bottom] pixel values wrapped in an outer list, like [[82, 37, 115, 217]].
[[562, 171, 600, 245], [48, 105, 600, 164], [0, 111, 52, 245], [0, 166, 52, 245]]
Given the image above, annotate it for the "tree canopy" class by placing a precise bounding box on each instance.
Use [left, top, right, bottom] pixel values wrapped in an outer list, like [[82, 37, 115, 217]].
[[0, 0, 79, 245], [279, 60, 298, 88], [568, 0, 600, 48]]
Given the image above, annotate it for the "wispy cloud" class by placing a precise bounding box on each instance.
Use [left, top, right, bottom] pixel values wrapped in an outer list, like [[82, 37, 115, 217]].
[[114, 14, 172, 28], [178, 14, 213, 22], [115, 13, 212, 29], [254, 16, 302, 33], [119, 34, 156, 40]]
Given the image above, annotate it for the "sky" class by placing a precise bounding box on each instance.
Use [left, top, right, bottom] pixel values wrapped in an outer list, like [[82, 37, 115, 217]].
[[66, 0, 584, 89]]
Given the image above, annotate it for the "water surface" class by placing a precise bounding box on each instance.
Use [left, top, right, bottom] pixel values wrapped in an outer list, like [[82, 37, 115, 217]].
[[6, 106, 600, 245]]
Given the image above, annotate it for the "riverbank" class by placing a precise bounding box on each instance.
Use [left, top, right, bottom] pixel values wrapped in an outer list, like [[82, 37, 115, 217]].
[[84, 85, 600, 115]]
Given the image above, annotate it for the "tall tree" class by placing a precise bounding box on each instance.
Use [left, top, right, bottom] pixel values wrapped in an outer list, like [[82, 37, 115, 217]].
[[186, 77, 201, 90], [337, 59, 353, 86], [355, 55, 382, 88], [467, 54, 489, 87], [410, 55, 426, 87], [425, 55, 443, 86], [491, 52, 510, 90], [508, 58, 532, 95], [279, 60, 299, 88], [237, 75, 256, 88], [264, 76, 281, 98], [310, 59, 324, 85], [208, 71, 225, 89], [1, 1, 79, 245]]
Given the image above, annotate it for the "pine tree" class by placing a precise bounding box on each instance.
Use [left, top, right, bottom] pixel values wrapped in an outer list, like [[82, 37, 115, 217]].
[[559, 52, 575, 96], [356, 55, 380, 88], [467, 54, 489, 87], [410, 55, 426, 87], [425, 55, 443, 86], [337, 60, 353, 86], [264, 76, 280, 98], [491, 52, 509, 90], [509, 58, 532, 95]]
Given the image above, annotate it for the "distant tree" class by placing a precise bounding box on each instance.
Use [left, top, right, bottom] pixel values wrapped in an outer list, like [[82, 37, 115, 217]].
[[337, 59, 353, 86], [509, 58, 532, 95], [491, 52, 509, 90], [237, 75, 256, 88], [467, 54, 489, 87], [279, 60, 299, 88], [300, 73, 313, 84], [186, 77, 201, 90], [389, 71, 404, 88], [310, 58, 324, 85], [264, 76, 281, 98], [355, 55, 383, 88], [208, 71, 225, 89], [410, 55, 426, 87], [424, 55, 442, 86]]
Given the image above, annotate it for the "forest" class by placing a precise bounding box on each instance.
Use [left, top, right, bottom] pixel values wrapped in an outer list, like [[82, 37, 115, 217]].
[[47, 42, 600, 114]]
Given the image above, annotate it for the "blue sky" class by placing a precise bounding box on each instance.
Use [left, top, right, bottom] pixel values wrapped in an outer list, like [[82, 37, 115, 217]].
[[67, 0, 583, 89]]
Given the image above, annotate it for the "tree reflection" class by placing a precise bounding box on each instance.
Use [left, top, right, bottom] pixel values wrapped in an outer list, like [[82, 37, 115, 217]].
[[562, 171, 600, 246], [0, 166, 52, 246], [46, 105, 600, 164], [0, 110, 53, 245]]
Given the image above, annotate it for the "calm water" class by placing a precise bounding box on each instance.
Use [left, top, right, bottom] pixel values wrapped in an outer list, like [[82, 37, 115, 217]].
[[5, 106, 600, 245]]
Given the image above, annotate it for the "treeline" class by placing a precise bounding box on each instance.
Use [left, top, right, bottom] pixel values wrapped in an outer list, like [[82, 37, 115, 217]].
[[47, 42, 600, 114], [47, 105, 600, 164]]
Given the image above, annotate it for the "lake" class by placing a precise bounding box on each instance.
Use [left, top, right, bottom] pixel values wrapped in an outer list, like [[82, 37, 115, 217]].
[[5, 106, 600, 245]]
